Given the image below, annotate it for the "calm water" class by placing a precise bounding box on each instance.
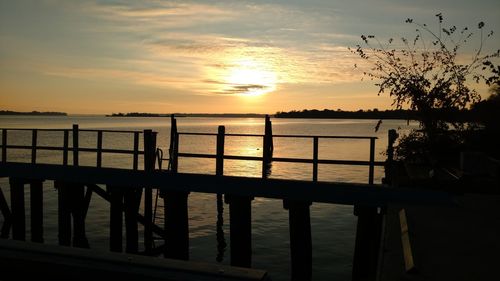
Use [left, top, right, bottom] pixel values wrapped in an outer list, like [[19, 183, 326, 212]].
[[0, 116, 417, 280]]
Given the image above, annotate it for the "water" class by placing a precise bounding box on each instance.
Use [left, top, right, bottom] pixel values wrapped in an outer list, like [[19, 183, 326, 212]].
[[0, 116, 417, 280]]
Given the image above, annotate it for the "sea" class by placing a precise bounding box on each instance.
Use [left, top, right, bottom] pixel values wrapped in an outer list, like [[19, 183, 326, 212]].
[[0, 116, 418, 281]]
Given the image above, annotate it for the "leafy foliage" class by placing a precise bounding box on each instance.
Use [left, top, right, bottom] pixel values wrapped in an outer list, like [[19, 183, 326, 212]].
[[350, 14, 500, 161]]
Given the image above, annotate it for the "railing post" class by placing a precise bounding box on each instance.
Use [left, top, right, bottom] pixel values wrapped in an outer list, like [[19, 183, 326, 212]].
[[1, 129, 6, 162], [133, 132, 139, 170], [9, 178, 25, 241], [313, 137, 319, 182], [170, 115, 179, 173], [96, 131, 103, 168], [262, 115, 273, 178], [72, 124, 79, 166], [384, 129, 398, 185], [368, 138, 375, 185], [143, 129, 156, 253], [352, 138, 384, 281], [31, 129, 37, 164], [30, 180, 44, 243], [164, 115, 190, 260], [214, 126, 227, 262], [63, 130, 68, 165]]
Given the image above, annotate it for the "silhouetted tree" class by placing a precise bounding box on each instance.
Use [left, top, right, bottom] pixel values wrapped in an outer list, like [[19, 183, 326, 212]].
[[351, 14, 500, 160]]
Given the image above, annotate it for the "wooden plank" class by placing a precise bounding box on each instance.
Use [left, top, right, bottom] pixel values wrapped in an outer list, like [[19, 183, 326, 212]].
[[30, 180, 44, 243], [9, 178, 25, 241], [0, 239, 270, 281], [399, 209, 416, 273]]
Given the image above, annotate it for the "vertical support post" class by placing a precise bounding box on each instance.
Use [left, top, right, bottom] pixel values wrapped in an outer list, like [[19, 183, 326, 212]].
[[96, 131, 103, 168], [63, 130, 69, 165], [0, 187, 12, 238], [164, 191, 189, 260], [9, 178, 25, 241], [124, 188, 139, 254], [262, 115, 273, 178], [384, 129, 398, 185], [313, 137, 319, 182], [170, 115, 179, 173], [56, 181, 71, 246], [143, 129, 156, 252], [215, 126, 227, 262], [133, 132, 139, 170], [31, 129, 37, 164], [226, 195, 253, 267], [1, 129, 6, 162], [284, 200, 312, 281], [109, 185, 123, 252], [30, 180, 44, 243], [72, 124, 79, 166], [368, 138, 376, 185], [71, 183, 89, 248]]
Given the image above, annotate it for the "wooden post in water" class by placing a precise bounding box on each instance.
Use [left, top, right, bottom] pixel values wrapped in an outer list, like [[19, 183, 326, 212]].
[[215, 125, 227, 262], [9, 178, 25, 241], [284, 200, 312, 281], [225, 195, 252, 267], [109, 185, 123, 252], [56, 181, 71, 246], [125, 131, 141, 254], [30, 180, 44, 243], [352, 137, 384, 281], [164, 116, 190, 260], [143, 129, 156, 253]]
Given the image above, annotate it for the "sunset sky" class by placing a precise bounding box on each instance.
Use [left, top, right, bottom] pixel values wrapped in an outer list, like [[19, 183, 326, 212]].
[[1, 0, 499, 114]]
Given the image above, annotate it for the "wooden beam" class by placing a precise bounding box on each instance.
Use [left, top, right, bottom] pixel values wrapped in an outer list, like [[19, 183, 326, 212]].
[[9, 178, 25, 241], [0, 239, 270, 281], [0, 186, 12, 238], [0, 163, 455, 207], [30, 180, 44, 243]]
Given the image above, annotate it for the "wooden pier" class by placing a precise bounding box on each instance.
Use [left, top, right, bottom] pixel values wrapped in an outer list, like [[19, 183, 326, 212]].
[[0, 116, 453, 281]]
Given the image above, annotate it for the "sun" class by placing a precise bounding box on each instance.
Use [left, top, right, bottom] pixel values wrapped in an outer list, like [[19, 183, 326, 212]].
[[223, 59, 277, 96]]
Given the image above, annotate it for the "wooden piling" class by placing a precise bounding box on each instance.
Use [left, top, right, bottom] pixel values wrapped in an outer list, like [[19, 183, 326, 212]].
[[164, 190, 189, 260], [71, 183, 89, 248], [109, 185, 123, 252], [262, 116, 273, 178], [124, 188, 139, 254], [215, 126, 227, 262], [284, 200, 312, 281], [143, 129, 157, 253], [9, 178, 25, 241], [56, 181, 71, 246], [352, 207, 383, 281], [226, 195, 252, 268], [170, 115, 179, 173], [30, 180, 44, 243]]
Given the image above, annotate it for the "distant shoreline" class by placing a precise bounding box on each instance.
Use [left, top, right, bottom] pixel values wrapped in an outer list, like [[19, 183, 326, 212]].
[[0, 110, 67, 116], [106, 112, 267, 118]]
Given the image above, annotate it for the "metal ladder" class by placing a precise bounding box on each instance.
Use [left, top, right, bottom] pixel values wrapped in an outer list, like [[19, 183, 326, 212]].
[[152, 147, 171, 246]]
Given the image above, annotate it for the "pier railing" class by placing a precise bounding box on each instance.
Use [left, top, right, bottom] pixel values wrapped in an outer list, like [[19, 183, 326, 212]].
[[0, 117, 451, 281]]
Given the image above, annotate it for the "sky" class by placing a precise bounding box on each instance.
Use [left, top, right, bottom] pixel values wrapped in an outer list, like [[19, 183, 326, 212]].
[[1, 0, 499, 114]]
